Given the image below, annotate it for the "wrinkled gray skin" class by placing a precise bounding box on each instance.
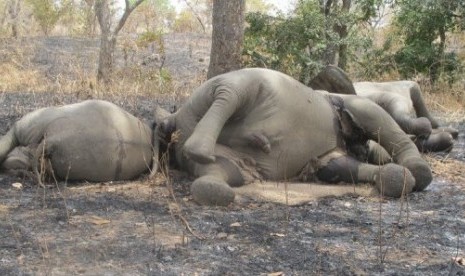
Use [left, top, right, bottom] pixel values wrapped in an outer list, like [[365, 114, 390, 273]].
[[154, 68, 432, 206], [353, 81, 457, 152], [310, 65, 457, 153], [0, 100, 153, 184]]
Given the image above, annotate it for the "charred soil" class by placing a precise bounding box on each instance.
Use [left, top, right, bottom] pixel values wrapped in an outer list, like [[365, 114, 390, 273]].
[[0, 36, 465, 275]]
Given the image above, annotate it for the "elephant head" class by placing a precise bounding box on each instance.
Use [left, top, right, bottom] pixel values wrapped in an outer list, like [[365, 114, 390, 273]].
[[308, 66, 457, 153], [155, 68, 432, 206], [0, 100, 154, 185]]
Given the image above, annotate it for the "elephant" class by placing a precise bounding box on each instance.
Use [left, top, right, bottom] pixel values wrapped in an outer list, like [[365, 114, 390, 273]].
[[153, 68, 433, 206], [0, 100, 154, 185], [310, 65, 458, 153]]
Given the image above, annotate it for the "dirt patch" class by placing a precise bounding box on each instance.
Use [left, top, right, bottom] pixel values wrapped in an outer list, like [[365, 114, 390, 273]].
[[0, 36, 465, 275]]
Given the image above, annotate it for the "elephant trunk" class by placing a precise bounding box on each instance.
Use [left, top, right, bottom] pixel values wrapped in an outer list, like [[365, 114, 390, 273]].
[[376, 127, 432, 192], [150, 106, 175, 178], [343, 96, 433, 192], [150, 124, 161, 178], [0, 128, 18, 165]]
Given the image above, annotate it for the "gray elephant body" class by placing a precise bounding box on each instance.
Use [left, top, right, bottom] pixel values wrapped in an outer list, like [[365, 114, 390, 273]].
[[353, 81, 456, 151], [156, 68, 432, 205], [353, 81, 437, 134], [309, 66, 456, 152], [0, 100, 153, 182], [175, 69, 339, 180]]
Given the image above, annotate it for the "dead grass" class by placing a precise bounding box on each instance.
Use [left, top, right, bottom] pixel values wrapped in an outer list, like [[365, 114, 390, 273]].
[[422, 79, 465, 117], [426, 155, 465, 184], [0, 36, 207, 99]]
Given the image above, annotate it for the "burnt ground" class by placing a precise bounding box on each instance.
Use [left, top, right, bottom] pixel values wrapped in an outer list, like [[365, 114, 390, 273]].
[[0, 35, 465, 275]]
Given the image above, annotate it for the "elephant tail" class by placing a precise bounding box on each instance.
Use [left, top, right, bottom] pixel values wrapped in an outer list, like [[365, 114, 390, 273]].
[[0, 128, 19, 165]]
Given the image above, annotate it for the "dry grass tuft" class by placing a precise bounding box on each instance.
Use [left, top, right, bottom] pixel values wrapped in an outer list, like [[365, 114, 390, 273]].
[[422, 80, 465, 117], [426, 155, 465, 184]]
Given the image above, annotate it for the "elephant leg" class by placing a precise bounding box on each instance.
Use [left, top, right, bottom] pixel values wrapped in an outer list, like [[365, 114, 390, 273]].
[[309, 65, 357, 94], [433, 127, 459, 140], [0, 147, 33, 171], [343, 96, 432, 192], [0, 128, 19, 164], [388, 103, 432, 137], [415, 132, 454, 153], [190, 156, 245, 206], [183, 87, 241, 164], [409, 85, 440, 128], [317, 152, 415, 197]]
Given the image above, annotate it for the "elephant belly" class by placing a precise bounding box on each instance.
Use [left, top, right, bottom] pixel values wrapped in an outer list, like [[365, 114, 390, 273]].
[[219, 92, 340, 180], [44, 123, 152, 182]]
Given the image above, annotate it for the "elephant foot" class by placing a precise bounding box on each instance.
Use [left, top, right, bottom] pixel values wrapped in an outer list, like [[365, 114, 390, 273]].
[[433, 127, 459, 140], [183, 136, 216, 164], [191, 175, 235, 206], [374, 163, 415, 197], [415, 132, 454, 153], [400, 157, 432, 192], [410, 117, 432, 137]]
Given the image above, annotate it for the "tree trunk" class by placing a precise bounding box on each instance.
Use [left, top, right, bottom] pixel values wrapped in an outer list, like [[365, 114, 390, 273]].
[[336, 0, 351, 70], [95, 0, 112, 83], [7, 0, 21, 38], [321, 0, 337, 65], [95, 0, 145, 83], [97, 36, 117, 83], [207, 0, 245, 79]]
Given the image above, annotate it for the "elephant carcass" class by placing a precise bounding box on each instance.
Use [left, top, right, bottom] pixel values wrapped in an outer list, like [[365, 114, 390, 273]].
[[353, 81, 457, 152], [0, 100, 153, 183], [155, 68, 432, 206], [308, 66, 457, 152]]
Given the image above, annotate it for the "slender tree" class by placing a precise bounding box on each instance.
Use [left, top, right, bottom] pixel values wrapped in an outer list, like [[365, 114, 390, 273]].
[[95, 0, 145, 83], [394, 0, 464, 82], [7, 0, 21, 38], [207, 0, 245, 79]]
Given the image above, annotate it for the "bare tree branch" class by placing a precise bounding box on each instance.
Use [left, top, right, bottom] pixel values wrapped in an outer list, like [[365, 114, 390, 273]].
[[183, 0, 206, 33], [114, 0, 145, 36]]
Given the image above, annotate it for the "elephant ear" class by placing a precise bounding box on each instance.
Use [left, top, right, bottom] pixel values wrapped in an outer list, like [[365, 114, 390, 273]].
[[309, 65, 356, 95], [150, 106, 176, 178], [340, 108, 370, 160]]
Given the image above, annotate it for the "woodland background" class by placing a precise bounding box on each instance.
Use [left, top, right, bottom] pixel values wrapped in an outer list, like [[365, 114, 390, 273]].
[[0, 1, 465, 275]]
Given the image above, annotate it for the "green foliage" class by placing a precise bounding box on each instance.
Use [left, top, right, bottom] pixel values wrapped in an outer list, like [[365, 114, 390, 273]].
[[26, 0, 70, 35], [136, 31, 162, 48], [392, 0, 464, 82], [173, 10, 202, 33], [355, 35, 397, 79], [243, 9, 327, 82], [243, 0, 375, 83]]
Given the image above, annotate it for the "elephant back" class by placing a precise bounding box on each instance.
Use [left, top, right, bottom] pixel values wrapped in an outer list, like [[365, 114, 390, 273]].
[[42, 100, 153, 181], [353, 81, 415, 115]]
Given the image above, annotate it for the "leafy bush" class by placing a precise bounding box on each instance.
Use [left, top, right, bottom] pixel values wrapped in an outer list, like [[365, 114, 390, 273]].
[[243, 10, 327, 84]]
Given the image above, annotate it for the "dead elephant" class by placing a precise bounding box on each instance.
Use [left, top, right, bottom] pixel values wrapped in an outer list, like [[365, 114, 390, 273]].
[[311, 65, 458, 153], [153, 68, 433, 206], [0, 100, 154, 184]]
